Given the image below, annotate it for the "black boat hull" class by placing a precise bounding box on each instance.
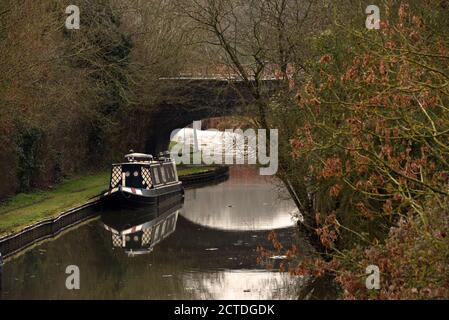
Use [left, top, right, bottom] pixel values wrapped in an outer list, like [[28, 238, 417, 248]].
[[101, 183, 184, 208]]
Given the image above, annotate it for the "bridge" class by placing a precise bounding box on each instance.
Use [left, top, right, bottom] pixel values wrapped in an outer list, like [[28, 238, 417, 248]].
[[144, 78, 282, 154]]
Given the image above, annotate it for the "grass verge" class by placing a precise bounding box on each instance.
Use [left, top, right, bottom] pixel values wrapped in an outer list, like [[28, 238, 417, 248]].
[[0, 166, 217, 237]]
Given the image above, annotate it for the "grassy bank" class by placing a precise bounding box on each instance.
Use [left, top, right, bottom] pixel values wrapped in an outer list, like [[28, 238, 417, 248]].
[[0, 166, 217, 237]]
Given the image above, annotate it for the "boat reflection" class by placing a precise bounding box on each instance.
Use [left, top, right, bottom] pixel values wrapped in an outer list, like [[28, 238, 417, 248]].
[[101, 202, 182, 257]]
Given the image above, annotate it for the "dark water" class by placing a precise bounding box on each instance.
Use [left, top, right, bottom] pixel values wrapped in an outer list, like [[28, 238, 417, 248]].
[[1, 166, 306, 300]]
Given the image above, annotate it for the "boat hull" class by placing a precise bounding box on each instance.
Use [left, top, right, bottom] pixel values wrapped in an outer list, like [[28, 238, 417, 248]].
[[101, 182, 184, 208]]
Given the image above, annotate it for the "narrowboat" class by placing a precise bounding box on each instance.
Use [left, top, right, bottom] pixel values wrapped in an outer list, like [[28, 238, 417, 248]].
[[102, 202, 182, 256], [101, 151, 184, 207]]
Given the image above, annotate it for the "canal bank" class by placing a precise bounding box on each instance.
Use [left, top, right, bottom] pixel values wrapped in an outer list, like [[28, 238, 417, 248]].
[[1, 166, 302, 300], [0, 166, 229, 259]]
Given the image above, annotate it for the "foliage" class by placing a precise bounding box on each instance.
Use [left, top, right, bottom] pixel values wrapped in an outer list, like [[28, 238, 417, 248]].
[[262, 1, 449, 299], [0, 0, 188, 200], [16, 128, 43, 191], [293, 1, 448, 244]]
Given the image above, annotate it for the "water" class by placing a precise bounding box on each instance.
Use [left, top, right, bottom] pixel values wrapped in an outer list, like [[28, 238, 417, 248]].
[[171, 128, 259, 164], [0, 166, 305, 300]]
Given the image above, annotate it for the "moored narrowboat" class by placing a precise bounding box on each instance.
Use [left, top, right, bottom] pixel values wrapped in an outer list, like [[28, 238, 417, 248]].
[[101, 151, 184, 207]]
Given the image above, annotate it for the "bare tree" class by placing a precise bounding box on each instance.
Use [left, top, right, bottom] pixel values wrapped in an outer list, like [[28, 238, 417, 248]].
[[176, 0, 320, 129]]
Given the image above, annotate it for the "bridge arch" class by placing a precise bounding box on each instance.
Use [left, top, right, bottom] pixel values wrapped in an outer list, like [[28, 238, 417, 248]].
[[144, 79, 280, 154]]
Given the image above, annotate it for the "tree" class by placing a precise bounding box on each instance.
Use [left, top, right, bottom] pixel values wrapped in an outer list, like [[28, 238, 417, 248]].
[[177, 0, 320, 129]]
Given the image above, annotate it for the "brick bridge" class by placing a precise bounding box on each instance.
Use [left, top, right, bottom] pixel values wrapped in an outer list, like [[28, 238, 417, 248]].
[[145, 78, 281, 154]]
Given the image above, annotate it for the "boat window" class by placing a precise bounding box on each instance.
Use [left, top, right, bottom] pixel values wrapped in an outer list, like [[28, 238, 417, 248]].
[[157, 167, 164, 184], [170, 164, 178, 181], [167, 216, 175, 232], [160, 166, 167, 183], [112, 234, 122, 247], [163, 165, 169, 181], [163, 164, 175, 182], [171, 166, 176, 180], [160, 220, 168, 237], [111, 165, 122, 188], [152, 167, 161, 185], [141, 167, 152, 188], [165, 165, 174, 181], [142, 229, 152, 245], [153, 224, 162, 243]]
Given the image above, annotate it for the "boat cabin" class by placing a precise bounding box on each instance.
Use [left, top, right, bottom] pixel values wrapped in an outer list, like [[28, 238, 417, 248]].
[[109, 152, 179, 191]]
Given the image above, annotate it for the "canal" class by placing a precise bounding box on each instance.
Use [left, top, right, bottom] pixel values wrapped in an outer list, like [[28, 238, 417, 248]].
[[1, 166, 306, 300]]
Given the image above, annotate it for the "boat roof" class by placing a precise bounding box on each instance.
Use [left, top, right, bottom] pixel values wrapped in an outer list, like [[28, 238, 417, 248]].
[[125, 153, 153, 160]]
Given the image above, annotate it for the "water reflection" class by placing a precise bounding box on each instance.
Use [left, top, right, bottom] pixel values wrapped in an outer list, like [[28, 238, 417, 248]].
[[1, 166, 304, 300], [182, 271, 300, 300], [101, 203, 181, 257], [183, 166, 299, 231]]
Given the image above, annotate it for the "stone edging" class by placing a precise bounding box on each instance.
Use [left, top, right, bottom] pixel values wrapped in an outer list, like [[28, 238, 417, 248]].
[[179, 166, 229, 188]]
